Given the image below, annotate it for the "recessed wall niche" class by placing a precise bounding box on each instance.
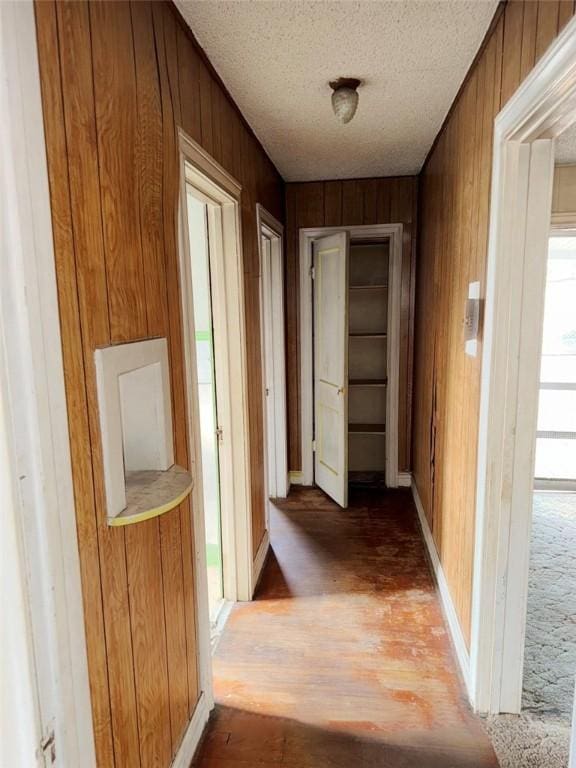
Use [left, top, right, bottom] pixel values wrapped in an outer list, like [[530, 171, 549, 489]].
[[94, 338, 192, 526]]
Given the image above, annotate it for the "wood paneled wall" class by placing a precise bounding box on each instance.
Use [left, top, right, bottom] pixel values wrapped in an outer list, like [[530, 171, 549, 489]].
[[285, 177, 418, 473], [34, 2, 283, 766], [413, 0, 575, 647]]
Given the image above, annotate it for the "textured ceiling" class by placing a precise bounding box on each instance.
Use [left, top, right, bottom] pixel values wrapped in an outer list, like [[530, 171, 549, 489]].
[[176, 0, 498, 181], [556, 122, 576, 165]]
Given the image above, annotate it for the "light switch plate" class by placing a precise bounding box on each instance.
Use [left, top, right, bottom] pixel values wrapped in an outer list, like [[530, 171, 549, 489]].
[[465, 281, 481, 357]]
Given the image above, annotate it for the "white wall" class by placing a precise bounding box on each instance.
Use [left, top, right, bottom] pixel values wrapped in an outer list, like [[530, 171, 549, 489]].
[[0, 357, 42, 765]]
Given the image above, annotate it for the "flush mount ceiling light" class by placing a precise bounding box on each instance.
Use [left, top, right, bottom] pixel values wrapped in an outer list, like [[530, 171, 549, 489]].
[[329, 77, 362, 124]]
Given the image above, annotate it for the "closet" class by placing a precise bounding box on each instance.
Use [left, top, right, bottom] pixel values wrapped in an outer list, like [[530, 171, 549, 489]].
[[348, 242, 389, 486], [313, 232, 395, 509]]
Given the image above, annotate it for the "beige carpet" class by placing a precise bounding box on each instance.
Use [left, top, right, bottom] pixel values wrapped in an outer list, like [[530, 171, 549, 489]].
[[483, 492, 576, 768], [483, 713, 570, 768]]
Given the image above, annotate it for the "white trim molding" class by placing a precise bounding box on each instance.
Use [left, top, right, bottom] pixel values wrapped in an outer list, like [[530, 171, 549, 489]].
[[412, 483, 471, 695], [288, 470, 303, 486], [179, 130, 254, 606], [177, 132, 256, 728], [252, 529, 271, 592], [299, 224, 403, 489], [171, 692, 211, 768], [471, 15, 576, 714], [397, 471, 412, 488], [257, 204, 289, 502], [0, 1, 95, 764]]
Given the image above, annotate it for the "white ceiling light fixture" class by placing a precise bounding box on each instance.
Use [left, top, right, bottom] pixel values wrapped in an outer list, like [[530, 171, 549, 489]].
[[329, 77, 362, 124]]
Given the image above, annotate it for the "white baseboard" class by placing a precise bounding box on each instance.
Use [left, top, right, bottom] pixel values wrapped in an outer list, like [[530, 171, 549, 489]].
[[252, 529, 270, 594], [288, 470, 304, 485], [411, 482, 471, 698], [397, 471, 412, 487], [171, 692, 211, 768]]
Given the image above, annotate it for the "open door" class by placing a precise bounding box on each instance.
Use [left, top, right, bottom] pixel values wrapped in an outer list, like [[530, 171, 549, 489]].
[[313, 231, 349, 507]]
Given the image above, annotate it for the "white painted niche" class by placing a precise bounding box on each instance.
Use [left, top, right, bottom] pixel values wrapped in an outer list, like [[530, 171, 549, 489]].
[[95, 338, 190, 525]]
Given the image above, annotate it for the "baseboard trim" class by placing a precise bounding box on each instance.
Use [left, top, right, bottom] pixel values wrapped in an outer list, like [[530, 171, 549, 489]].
[[411, 482, 471, 698], [288, 470, 304, 485], [252, 529, 270, 594], [171, 691, 211, 768], [397, 471, 412, 487]]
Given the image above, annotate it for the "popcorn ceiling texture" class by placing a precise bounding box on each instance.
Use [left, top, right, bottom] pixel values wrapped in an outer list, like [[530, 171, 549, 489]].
[[176, 0, 498, 181]]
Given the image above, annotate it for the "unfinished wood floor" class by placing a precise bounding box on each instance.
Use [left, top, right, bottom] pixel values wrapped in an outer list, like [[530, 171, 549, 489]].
[[193, 487, 498, 767]]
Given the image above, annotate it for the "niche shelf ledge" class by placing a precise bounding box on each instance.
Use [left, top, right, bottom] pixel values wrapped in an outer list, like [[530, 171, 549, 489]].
[[107, 464, 193, 527]]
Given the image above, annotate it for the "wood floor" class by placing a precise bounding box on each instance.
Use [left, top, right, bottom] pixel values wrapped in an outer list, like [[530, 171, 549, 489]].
[[193, 487, 498, 767]]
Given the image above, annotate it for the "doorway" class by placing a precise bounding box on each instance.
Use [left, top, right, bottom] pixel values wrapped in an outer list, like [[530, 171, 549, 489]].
[[534, 231, 576, 492], [186, 190, 224, 626], [177, 133, 256, 686], [298, 224, 403, 501], [257, 204, 288, 502], [470, 18, 576, 754]]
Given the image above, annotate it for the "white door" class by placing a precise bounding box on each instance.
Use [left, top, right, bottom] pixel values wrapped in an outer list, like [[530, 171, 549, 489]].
[[313, 232, 349, 507]]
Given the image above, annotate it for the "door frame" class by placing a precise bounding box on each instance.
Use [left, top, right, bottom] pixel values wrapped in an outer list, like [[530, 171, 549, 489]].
[[0, 1, 96, 763], [298, 224, 403, 488], [178, 133, 255, 640], [256, 203, 289, 503], [471, 15, 576, 715]]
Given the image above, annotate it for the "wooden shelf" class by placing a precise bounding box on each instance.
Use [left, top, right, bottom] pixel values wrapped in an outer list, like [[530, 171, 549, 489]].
[[348, 423, 386, 434], [108, 464, 193, 527], [349, 378, 387, 387], [349, 284, 388, 290], [349, 333, 387, 339]]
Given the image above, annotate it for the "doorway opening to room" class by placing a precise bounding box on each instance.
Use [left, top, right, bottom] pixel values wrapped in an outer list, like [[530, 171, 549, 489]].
[[186, 190, 224, 626], [471, 16, 576, 767], [518, 226, 576, 752], [299, 224, 403, 507], [178, 133, 255, 666]]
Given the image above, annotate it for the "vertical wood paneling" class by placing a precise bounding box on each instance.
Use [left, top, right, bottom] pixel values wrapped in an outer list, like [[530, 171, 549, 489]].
[[177, 26, 202, 143], [34, 4, 115, 765], [559, 0, 575, 30], [342, 180, 364, 225], [285, 177, 418, 473], [500, 1, 524, 105], [36, 2, 284, 766], [152, 1, 199, 733], [323, 181, 342, 226], [520, 1, 538, 88], [54, 3, 142, 765], [90, 1, 148, 343], [199, 60, 213, 154], [535, 0, 560, 61], [414, 0, 574, 646]]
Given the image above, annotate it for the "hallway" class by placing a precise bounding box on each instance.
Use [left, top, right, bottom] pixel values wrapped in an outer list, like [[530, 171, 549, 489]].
[[193, 487, 498, 767]]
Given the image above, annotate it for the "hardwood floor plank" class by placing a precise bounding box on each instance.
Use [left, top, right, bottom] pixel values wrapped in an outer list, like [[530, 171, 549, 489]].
[[195, 488, 498, 768]]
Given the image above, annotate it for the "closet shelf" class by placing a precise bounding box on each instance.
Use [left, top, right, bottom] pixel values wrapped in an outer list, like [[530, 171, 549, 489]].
[[349, 284, 388, 290], [349, 378, 387, 386], [349, 333, 387, 339], [348, 423, 386, 434]]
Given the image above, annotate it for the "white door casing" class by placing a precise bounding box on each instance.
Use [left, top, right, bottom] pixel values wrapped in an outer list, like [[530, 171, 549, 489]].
[[298, 224, 402, 489], [257, 204, 288, 502], [313, 232, 350, 508], [471, 15, 576, 714]]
